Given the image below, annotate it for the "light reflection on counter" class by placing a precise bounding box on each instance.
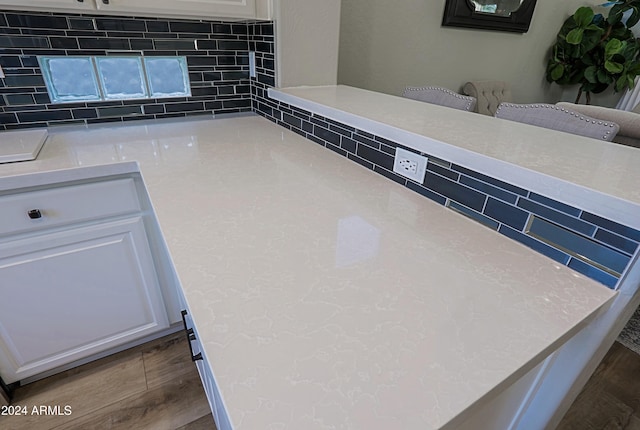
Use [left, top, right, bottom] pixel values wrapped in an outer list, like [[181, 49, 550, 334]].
[[335, 215, 380, 268], [71, 136, 199, 167]]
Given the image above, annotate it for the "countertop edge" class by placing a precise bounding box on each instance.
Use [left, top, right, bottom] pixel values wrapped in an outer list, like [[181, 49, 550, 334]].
[[0, 161, 140, 192]]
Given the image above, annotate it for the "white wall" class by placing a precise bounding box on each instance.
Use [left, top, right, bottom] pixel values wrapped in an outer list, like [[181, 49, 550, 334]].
[[274, 0, 342, 88], [338, 0, 622, 107]]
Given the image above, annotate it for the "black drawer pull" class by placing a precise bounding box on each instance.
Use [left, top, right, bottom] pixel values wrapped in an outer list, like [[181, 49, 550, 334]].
[[28, 209, 42, 219], [77, 0, 84, 3], [102, 0, 109, 4], [180, 310, 203, 362]]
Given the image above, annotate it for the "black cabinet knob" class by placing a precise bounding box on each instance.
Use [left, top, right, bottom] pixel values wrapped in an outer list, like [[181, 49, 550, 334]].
[[28, 209, 42, 219], [77, 0, 84, 3], [102, 0, 109, 4]]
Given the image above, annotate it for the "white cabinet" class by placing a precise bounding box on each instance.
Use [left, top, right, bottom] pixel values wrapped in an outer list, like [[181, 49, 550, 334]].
[[0, 178, 169, 384], [0, 0, 96, 12], [0, 0, 272, 20], [97, 0, 260, 20]]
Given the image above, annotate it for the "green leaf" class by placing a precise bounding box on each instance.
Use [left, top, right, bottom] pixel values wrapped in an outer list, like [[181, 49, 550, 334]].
[[629, 63, 640, 75], [605, 38, 624, 56], [584, 66, 598, 83], [615, 75, 628, 91], [574, 7, 595, 27], [551, 64, 565, 81], [608, 4, 625, 24], [605, 60, 624, 73], [585, 24, 603, 32], [582, 55, 595, 66], [597, 69, 612, 83], [626, 6, 640, 27], [581, 30, 603, 51], [566, 28, 584, 45]]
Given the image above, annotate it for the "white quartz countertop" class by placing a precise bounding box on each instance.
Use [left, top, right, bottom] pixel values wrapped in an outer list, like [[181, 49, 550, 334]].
[[0, 115, 616, 429], [270, 85, 640, 230]]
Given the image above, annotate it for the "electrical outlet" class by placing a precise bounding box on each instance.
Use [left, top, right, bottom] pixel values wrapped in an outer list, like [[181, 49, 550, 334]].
[[393, 147, 428, 183], [398, 158, 418, 174]]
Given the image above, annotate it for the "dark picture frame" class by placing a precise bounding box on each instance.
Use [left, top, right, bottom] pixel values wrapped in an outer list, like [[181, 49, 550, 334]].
[[442, 0, 538, 33]]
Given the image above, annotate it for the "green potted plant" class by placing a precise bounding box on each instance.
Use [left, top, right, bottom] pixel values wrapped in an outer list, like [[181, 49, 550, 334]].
[[546, 1, 640, 104]]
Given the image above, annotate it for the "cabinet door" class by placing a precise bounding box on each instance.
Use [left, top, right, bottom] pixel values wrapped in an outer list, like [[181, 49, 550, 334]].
[[0, 0, 97, 12], [96, 0, 258, 19], [0, 217, 169, 383]]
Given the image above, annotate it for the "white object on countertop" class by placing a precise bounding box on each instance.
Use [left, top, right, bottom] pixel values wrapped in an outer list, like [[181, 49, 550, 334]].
[[0, 129, 48, 164]]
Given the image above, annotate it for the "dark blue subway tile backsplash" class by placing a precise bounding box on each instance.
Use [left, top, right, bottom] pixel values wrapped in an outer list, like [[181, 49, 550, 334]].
[[0, 10, 274, 129], [459, 174, 517, 204], [406, 181, 447, 205], [499, 225, 572, 266], [568, 258, 619, 289], [484, 198, 529, 230], [252, 82, 639, 289], [6, 13, 69, 29], [594, 229, 638, 256], [529, 193, 582, 217], [517, 198, 597, 236], [528, 217, 631, 276], [452, 164, 529, 197], [580, 212, 640, 243], [448, 201, 500, 230]]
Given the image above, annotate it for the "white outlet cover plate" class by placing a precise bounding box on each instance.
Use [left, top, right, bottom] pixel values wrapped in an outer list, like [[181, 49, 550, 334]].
[[393, 147, 427, 183]]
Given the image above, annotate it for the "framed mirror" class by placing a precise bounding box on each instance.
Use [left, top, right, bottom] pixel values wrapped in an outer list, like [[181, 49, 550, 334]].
[[442, 0, 538, 33]]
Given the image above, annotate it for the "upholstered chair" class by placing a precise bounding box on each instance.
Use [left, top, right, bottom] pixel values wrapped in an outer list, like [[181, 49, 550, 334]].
[[556, 102, 640, 148], [463, 81, 513, 116], [402, 86, 477, 112], [495, 103, 620, 142]]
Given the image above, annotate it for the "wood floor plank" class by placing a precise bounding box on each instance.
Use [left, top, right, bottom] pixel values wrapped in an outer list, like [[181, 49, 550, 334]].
[[627, 415, 640, 430], [598, 342, 640, 411], [55, 371, 212, 430], [175, 413, 216, 430], [0, 351, 147, 430], [142, 333, 196, 389], [557, 389, 632, 430], [556, 341, 640, 430]]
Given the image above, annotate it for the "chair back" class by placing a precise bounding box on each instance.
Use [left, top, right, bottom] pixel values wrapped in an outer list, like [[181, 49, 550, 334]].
[[494, 103, 620, 141], [403, 86, 477, 112], [463, 81, 512, 116]]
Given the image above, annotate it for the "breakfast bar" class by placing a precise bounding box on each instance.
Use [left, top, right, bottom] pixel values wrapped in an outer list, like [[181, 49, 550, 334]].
[[0, 101, 632, 428]]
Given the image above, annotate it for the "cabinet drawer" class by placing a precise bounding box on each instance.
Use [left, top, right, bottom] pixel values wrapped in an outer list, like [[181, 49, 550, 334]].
[[0, 178, 141, 236]]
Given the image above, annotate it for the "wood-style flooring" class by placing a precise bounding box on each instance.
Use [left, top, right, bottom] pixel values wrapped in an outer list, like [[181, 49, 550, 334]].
[[1, 333, 639, 430], [556, 341, 640, 430], [0, 332, 215, 430]]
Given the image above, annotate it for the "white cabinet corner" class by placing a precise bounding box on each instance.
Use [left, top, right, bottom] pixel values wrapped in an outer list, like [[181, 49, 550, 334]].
[[0, 177, 172, 384]]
